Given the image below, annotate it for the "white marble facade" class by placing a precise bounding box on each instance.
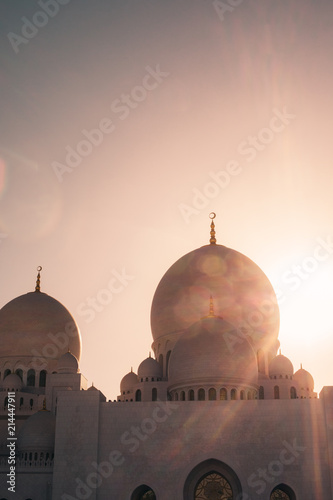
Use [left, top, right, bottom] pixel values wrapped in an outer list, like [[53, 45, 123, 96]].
[[0, 231, 332, 499]]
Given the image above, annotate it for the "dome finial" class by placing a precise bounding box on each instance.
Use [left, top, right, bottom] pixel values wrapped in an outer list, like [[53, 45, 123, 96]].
[[35, 266, 42, 292], [201, 294, 217, 319], [208, 295, 215, 317], [209, 212, 216, 244]]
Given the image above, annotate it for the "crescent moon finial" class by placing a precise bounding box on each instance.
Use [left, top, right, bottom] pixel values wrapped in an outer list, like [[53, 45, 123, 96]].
[[209, 213, 217, 244], [35, 266, 42, 292]]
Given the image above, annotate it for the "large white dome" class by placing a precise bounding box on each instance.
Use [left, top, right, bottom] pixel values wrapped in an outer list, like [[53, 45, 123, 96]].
[[168, 316, 258, 389], [151, 244, 279, 354]]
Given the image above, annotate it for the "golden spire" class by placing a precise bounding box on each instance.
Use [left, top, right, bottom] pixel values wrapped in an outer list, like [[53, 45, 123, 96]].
[[209, 212, 216, 244], [201, 295, 217, 319], [208, 295, 215, 317], [35, 266, 42, 292]]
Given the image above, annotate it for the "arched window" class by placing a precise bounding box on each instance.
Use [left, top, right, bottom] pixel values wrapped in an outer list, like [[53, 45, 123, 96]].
[[195, 472, 232, 499], [198, 388, 205, 401], [135, 389, 141, 402], [240, 390, 245, 400], [27, 369, 35, 387], [274, 385, 280, 400], [4, 369, 11, 379], [220, 388, 227, 400], [29, 398, 34, 408], [290, 387, 297, 399], [231, 389, 237, 400], [166, 350, 171, 377], [39, 370, 47, 387], [15, 369, 23, 381], [158, 353, 163, 374], [180, 390, 185, 401], [152, 388, 157, 401], [208, 388, 216, 400], [270, 484, 296, 500], [259, 386, 264, 400], [175, 392, 179, 401], [189, 389, 195, 401], [131, 484, 156, 500], [183, 459, 242, 499], [20, 397, 24, 407]]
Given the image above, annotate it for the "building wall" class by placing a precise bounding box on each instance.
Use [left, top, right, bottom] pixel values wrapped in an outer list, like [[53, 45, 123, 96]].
[[53, 391, 332, 500]]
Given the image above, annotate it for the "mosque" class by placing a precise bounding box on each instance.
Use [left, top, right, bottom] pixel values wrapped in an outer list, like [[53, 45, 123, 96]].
[[0, 214, 332, 500]]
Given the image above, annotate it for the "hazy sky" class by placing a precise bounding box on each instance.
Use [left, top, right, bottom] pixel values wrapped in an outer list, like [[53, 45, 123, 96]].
[[1, 0, 333, 400]]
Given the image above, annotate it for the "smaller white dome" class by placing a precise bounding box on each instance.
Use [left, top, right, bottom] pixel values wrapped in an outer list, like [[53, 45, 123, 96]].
[[294, 367, 314, 391], [2, 373, 23, 391], [87, 385, 98, 392], [57, 351, 79, 374], [138, 356, 162, 379], [269, 354, 293, 378], [120, 371, 138, 393]]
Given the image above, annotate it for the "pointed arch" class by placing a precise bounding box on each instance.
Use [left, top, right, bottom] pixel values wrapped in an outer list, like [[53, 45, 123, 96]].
[[198, 388, 205, 401], [131, 484, 156, 499], [188, 389, 195, 401], [220, 388, 227, 400], [259, 386, 264, 400], [290, 386, 297, 399], [39, 370, 47, 387], [27, 369, 35, 387], [183, 458, 242, 499], [135, 389, 141, 402], [208, 388, 216, 400], [270, 484, 296, 500]]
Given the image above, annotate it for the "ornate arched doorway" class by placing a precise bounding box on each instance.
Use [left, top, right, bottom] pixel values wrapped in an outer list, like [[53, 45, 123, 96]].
[[183, 459, 242, 499], [270, 484, 296, 500], [195, 471, 233, 499]]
